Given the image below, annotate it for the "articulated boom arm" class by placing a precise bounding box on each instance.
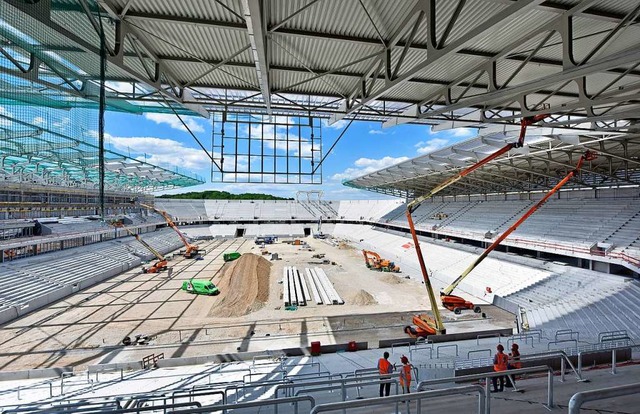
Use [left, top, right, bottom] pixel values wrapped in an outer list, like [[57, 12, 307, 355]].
[[441, 150, 598, 297], [407, 114, 547, 213], [140, 203, 193, 250], [112, 222, 165, 262], [406, 115, 548, 334]]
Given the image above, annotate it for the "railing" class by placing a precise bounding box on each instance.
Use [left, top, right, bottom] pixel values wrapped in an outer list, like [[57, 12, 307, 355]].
[[568, 382, 640, 414], [309, 385, 486, 414], [166, 395, 315, 414], [417, 365, 555, 414], [454, 348, 583, 382]]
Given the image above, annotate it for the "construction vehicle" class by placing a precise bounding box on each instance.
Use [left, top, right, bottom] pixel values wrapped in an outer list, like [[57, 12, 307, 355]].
[[255, 235, 277, 245], [181, 279, 220, 295], [223, 252, 241, 262], [112, 221, 168, 273], [362, 250, 401, 273], [403, 115, 548, 336], [439, 150, 598, 314], [140, 203, 205, 258]]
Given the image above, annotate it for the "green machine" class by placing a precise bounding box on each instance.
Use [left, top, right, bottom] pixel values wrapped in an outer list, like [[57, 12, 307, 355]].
[[181, 279, 220, 295], [223, 252, 241, 262]]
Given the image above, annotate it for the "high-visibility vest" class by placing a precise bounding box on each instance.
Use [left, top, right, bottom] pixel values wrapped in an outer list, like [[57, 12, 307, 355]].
[[494, 353, 508, 372], [510, 353, 522, 369], [378, 358, 392, 375], [399, 365, 412, 386]]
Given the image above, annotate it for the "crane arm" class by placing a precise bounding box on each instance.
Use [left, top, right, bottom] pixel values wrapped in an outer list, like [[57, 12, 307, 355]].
[[406, 115, 548, 334], [113, 223, 165, 262], [441, 150, 597, 296], [140, 203, 192, 250], [407, 115, 547, 213]]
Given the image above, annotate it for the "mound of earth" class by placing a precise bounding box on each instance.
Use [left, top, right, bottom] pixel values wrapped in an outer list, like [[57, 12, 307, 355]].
[[349, 290, 377, 306], [381, 274, 403, 284], [208, 253, 271, 318]]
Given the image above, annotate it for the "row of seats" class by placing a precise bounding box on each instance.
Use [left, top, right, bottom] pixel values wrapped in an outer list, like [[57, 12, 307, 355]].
[[0, 228, 184, 311], [383, 198, 640, 252]]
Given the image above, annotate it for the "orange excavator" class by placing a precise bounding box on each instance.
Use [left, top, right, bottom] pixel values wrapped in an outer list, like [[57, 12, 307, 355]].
[[404, 115, 548, 337], [112, 222, 168, 273], [362, 250, 401, 272], [440, 150, 598, 314], [140, 203, 205, 258]]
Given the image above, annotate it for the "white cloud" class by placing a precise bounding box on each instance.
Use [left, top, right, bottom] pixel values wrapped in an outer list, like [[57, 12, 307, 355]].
[[331, 156, 409, 181], [322, 119, 349, 129], [144, 113, 205, 133], [415, 137, 449, 155], [106, 134, 210, 171], [33, 116, 45, 126], [368, 128, 386, 135]]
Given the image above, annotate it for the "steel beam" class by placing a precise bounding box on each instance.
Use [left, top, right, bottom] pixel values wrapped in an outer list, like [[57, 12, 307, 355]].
[[243, 0, 271, 115]]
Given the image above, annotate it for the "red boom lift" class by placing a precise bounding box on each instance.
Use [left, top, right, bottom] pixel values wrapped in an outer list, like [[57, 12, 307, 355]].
[[140, 203, 205, 258], [404, 115, 547, 337], [112, 222, 168, 273], [440, 150, 598, 313]]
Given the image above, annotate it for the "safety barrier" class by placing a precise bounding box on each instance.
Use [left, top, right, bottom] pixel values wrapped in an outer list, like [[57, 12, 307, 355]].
[[274, 373, 394, 399], [418, 365, 554, 414], [157, 396, 315, 414], [577, 343, 637, 376], [309, 385, 486, 414], [437, 344, 459, 358], [568, 382, 640, 414], [468, 349, 492, 359]]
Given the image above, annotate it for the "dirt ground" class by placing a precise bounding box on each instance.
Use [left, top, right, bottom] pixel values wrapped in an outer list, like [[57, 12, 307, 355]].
[[0, 236, 514, 370]]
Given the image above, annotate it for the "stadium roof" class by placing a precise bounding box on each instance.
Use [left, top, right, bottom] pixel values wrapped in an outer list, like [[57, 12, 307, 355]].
[[5, 0, 640, 129], [344, 126, 640, 198], [3, 0, 640, 195]]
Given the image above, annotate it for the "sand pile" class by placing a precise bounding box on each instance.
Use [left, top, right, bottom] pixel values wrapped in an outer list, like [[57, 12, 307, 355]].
[[381, 274, 404, 284], [208, 253, 271, 318], [349, 290, 377, 306]]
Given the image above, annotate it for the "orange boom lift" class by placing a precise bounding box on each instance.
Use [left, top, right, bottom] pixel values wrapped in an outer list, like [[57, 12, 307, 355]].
[[440, 150, 597, 313], [404, 115, 547, 337], [112, 222, 168, 273], [140, 203, 205, 258]]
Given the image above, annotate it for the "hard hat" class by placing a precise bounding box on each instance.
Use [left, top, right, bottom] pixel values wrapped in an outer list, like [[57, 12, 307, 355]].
[[512, 343, 519, 350], [401, 355, 409, 364]]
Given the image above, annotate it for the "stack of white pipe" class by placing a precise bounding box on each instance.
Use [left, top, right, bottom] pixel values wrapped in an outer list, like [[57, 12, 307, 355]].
[[283, 267, 291, 306], [283, 266, 309, 307], [305, 268, 322, 305], [314, 267, 344, 305]]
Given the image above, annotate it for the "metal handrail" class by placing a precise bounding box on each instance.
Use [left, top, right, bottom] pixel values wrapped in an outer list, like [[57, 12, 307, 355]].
[[309, 385, 486, 414], [295, 378, 399, 401], [568, 382, 640, 414], [577, 343, 639, 376], [418, 365, 555, 414], [166, 395, 315, 414], [274, 373, 391, 398]]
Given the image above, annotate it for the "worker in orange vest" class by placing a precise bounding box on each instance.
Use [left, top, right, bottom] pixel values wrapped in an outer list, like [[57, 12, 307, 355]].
[[399, 355, 413, 394], [377, 351, 394, 397], [507, 343, 522, 387], [492, 344, 509, 392]]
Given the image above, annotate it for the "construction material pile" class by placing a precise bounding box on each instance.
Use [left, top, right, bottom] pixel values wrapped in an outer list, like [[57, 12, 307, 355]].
[[349, 290, 377, 306], [381, 274, 404, 284], [283, 266, 344, 307], [209, 253, 271, 318]]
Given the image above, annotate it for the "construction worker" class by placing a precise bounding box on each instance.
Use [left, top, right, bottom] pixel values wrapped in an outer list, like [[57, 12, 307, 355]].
[[399, 355, 413, 394], [492, 344, 509, 392], [507, 343, 522, 387], [377, 351, 394, 397]]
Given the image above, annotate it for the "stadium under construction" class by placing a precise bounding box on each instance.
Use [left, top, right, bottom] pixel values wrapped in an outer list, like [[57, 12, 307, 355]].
[[0, 0, 640, 413]]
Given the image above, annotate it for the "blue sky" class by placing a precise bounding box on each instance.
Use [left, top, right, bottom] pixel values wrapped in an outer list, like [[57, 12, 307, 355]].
[[105, 111, 476, 199]]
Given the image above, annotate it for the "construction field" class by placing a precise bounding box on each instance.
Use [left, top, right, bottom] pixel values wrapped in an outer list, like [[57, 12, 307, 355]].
[[0, 236, 513, 371]]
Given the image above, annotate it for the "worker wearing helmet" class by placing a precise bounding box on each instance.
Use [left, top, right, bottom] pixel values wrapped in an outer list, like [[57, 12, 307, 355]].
[[377, 351, 394, 397], [399, 355, 413, 394], [492, 344, 508, 392], [507, 343, 521, 387]]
